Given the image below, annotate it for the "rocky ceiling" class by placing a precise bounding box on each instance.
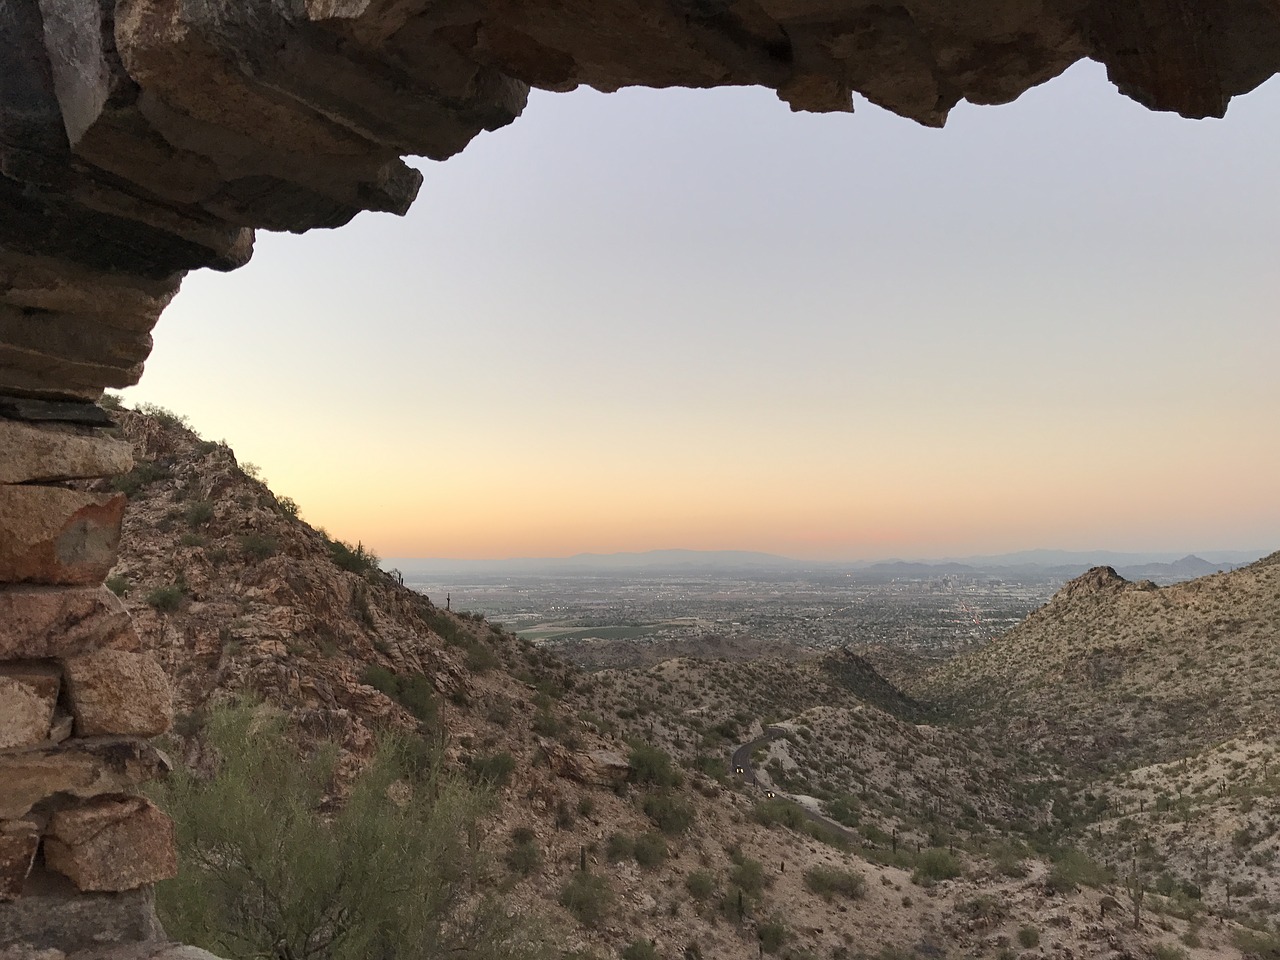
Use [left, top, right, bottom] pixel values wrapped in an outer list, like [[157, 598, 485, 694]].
[[3, 0, 1278, 402]]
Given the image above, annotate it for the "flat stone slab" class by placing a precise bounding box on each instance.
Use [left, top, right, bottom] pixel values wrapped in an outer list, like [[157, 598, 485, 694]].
[[0, 820, 39, 901], [0, 487, 125, 585], [63, 651, 172, 738], [0, 663, 61, 750], [0, 738, 171, 820], [0, 397, 116, 427], [0, 419, 130, 481], [0, 881, 163, 954], [44, 796, 177, 893], [0, 586, 138, 660]]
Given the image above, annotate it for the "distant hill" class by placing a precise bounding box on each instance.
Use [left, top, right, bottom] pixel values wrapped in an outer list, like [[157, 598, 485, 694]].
[[922, 557, 1280, 768], [389, 547, 1266, 583]]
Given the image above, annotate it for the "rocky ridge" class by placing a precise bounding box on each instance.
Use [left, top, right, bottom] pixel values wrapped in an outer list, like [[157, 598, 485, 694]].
[[88, 404, 1277, 960]]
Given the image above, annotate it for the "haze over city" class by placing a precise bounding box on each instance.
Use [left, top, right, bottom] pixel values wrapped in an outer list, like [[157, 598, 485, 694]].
[[120, 61, 1280, 560]]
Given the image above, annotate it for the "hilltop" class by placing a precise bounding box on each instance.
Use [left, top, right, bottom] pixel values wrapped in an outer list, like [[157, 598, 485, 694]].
[[924, 562, 1280, 770], [95, 403, 1277, 960]]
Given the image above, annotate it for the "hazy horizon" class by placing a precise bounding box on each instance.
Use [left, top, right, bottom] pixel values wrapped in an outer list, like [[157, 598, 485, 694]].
[[120, 60, 1280, 560]]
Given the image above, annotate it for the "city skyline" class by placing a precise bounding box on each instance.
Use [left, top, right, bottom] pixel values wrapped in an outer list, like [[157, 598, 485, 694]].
[[120, 61, 1280, 560]]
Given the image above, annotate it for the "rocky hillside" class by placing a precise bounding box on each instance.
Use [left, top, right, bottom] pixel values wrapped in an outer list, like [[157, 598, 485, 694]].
[[98, 403, 1276, 960], [923, 563, 1280, 770]]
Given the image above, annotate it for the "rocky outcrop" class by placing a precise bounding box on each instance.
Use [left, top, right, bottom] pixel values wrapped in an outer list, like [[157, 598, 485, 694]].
[[2, 0, 1279, 403], [0, 405, 176, 955]]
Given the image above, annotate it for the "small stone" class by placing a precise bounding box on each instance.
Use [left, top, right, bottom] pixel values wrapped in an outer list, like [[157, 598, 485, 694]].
[[49, 709, 74, 744], [0, 487, 125, 585], [62, 650, 172, 738], [0, 820, 39, 900], [0, 662, 61, 749], [43, 796, 177, 893], [0, 585, 138, 660], [0, 419, 131, 482], [0, 738, 170, 820]]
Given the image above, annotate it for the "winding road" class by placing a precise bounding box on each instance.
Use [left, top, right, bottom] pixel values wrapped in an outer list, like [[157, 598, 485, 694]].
[[729, 725, 863, 847]]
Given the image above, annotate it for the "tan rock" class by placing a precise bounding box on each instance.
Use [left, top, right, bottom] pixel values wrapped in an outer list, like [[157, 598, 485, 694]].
[[43, 796, 177, 893], [0, 820, 40, 900], [0, 487, 125, 585], [0, 662, 61, 749], [0, 420, 133, 484], [538, 738, 632, 788], [62, 650, 172, 738], [0, 586, 139, 660], [0, 738, 171, 819]]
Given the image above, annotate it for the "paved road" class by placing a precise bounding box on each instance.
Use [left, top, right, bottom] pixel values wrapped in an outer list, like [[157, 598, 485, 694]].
[[730, 725, 862, 847]]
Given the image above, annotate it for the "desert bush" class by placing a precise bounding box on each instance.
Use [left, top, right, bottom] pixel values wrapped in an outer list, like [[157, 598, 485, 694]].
[[560, 872, 611, 928], [151, 705, 548, 960], [329, 538, 380, 575], [803, 866, 865, 901], [469, 752, 516, 789], [633, 831, 668, 868], [146, 583, 186, 613], [912, 848, 962, 886], [113, 460, 171, 497], [605, 833, 634, 862], [757, 917, 788, 955], [361, 666, 438, 726], [730, 856, 767, 897], [1045, 848, 1110, 893], [1017, 926, 1040, 948], [621, 941, 657, 960], [629, 743, 681, 788], [643, 791, 694, 835], [186, 500, 214, 527], [505, 829, 542, 876], [106, 575, 130, 597], [239, 533, 278, 561], [685, 870, 716, 902]]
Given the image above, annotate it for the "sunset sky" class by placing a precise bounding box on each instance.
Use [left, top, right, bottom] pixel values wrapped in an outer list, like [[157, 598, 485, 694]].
[[120, 60, 1280, 561]]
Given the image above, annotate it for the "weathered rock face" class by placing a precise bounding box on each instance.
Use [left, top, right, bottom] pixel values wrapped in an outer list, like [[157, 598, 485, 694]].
[[62, 650, 173, 738], [42, 796, 177, 893], [0, 586, 138, 660], [0, 664, 61, 750], [0, 737, 171, 820], [0, 488, 126, 586], [1, 0, 1278, 402]]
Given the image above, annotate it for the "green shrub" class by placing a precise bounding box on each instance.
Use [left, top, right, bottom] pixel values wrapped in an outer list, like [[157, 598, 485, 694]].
[[643, 791, 694, 835], [730, 857, 767, 897], [239, 533, 278, 561], [146, 583, 186, 613], [505, 832, 542, 876], [150, 705, 548, 960], [1017, 926, 1040, 948], [560, 872, 611, 928], [633, 831, 668, 868], [606, 833, 635, 862], [277, 496, 300, 519], [468, 752, 516, 789], [361, 667, 438, 726], [1151, 945, 1187, 960], [1045, 848, 1110, 894], [629, 743, 681, 788], [912, 849, 962, 886], [1232, 927, 1280, 959], [621, 941, 657, 960], [105, 575, 130, 597], [113, 460, 171, 497], [803, 866, 865, 901], [135, 402, 189, 430], [185, 500, 214, 527], [758, 917, 788, 954], [685, 870, 716, 902], [329, 538, 380, 575]]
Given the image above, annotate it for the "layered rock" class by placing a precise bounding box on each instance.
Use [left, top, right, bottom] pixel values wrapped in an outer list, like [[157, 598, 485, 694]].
[[0, 404, 176, 955], [2, 0, 1279, 403]]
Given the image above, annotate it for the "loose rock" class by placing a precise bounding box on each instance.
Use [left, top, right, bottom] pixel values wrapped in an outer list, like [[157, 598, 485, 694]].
[[43, 796, 177, 893], [0, 662, 61, 749], [62, 651, 172, 738]]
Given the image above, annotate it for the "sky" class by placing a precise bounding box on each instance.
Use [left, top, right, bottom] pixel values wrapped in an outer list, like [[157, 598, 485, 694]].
[[120, 60, 1280, 561]]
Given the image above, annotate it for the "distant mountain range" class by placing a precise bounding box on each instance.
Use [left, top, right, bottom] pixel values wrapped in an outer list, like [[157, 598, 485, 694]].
[[386, 547, 1267, 582]]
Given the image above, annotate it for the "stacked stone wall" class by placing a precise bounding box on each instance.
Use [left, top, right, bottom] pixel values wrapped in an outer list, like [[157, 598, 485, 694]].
[[0, 404, 176, 956]]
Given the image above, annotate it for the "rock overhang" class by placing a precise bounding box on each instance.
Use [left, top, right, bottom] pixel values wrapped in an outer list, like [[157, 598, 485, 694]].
[[1, 0, 1278, 402]]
